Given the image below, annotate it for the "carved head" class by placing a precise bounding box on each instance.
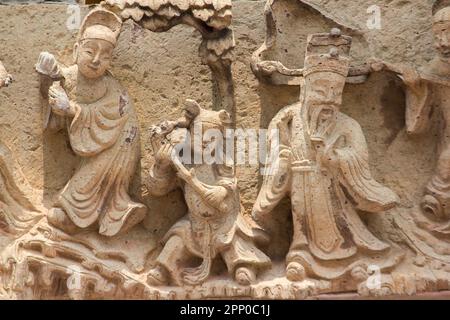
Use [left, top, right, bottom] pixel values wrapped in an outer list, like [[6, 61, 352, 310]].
[[433, 6, 450, 62], [302, 29, 351, 139], [74, 9, 122, 79], [185, 99, 232, 154]]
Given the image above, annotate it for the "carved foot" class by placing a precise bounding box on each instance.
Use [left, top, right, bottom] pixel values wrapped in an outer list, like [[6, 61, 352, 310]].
[[351, 266, 369, 282], [47, 208, 80, 235], [286, 262, 306, 282], [235, 266, 256, 286], [146, 265, 170, 287], [357, 278, 394, 298]]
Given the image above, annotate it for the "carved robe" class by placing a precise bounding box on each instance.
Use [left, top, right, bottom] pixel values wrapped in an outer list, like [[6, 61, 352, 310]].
[[403, 57, 450, 220], [394, 58, 450, 264], [253, 103, 401, 280], [53, 66, 146, 236], [0, 142, 42, 236], [147, 129, 270, 284]]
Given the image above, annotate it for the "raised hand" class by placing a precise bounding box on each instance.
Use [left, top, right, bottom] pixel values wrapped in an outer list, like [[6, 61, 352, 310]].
[[36, 52, 60, 78], [203, 186, 228, 210], [369, 57, 421, 87], [154, 142, 176, 169], [0, 74, 12, 88]]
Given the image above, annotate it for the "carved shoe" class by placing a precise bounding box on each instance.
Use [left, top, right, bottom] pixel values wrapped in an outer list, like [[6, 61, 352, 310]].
[[47, 208, 80, 235], [147, 265, 170, 287], [235, 266, 256, 286], [286, 262, 306, 282]]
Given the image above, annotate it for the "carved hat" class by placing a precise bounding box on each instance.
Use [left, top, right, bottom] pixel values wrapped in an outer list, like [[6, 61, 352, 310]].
[[433, 0, 450, 23], [303, 28, 351, 78], [184, 99, 232, 130], [78, 8, 122, 46]]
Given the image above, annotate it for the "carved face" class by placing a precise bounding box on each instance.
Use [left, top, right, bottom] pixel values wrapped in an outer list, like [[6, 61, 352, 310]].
[[304, 72, 345, 111], [188, 110, 230, 164], [190, 121, 223, 152], [304, 72, 346, 139], [433, 22, 450, 62], [75, 39, 114, 79]]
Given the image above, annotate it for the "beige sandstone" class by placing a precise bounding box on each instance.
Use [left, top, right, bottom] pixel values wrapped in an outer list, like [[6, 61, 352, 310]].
[[0, 0, 449, 299]]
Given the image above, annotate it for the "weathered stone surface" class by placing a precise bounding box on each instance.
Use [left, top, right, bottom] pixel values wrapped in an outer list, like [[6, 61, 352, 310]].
[[1, 0, 450, 299]]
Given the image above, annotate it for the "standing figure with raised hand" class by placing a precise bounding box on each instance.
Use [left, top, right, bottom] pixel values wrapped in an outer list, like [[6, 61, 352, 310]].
[[369, 0, 450, 270], [35, 9, 147, 237], [371, 1, 450, 222]]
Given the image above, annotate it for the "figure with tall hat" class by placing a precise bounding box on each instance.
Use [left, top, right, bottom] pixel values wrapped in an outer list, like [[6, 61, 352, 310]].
[[253, 29, 403, 288], [35, 8, 147, 237]]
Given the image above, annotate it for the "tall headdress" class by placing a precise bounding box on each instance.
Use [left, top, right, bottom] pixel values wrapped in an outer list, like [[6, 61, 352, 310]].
[[433, 0, 450, 24], [78, 8, 122, 46], [303, 28, 352, 79], [185, 99, 232, 130]]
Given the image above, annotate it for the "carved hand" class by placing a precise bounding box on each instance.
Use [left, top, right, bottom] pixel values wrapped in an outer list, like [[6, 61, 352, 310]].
[[203, 186, 228, 210], [322, 146, 339, 168], [368, 58, 386, 73], [0, 74, 12, 88], [369, 57, 421, 87], [154, 142, 175, 169], [48, 82, 70, 114], [36, 52, 60, 79]]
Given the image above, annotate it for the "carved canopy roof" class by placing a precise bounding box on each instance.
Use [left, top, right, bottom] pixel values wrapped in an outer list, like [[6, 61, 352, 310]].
[[103, 0, 232, 31]]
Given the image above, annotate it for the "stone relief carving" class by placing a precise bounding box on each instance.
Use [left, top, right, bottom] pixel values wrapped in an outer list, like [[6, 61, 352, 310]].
[[35, 9, 147, 237], [252, 29, 404, 294], [145, 100, 270, 287], [0, 61, 43, 237], [368, 0, 450, 278], [250, 0, 371, 86], [2, 0, 450, 300]]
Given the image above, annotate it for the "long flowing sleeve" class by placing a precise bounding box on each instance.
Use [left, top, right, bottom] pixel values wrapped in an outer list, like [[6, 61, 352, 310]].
[[252, 109, 292, 221], [335, 116, 399, 213]]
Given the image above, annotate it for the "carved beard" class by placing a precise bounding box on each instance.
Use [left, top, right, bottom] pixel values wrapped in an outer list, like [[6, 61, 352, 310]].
[[307, 105, 337, 143]]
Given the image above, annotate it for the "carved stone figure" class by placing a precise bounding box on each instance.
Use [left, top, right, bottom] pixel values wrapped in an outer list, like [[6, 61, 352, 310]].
[[35, 9, 147, 236], [145, 100, 271, 287], [252, 29, 403, 289], [371, 2, 450, 221], [0, 61, 42, 237], [369, 0, 450, 273]]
